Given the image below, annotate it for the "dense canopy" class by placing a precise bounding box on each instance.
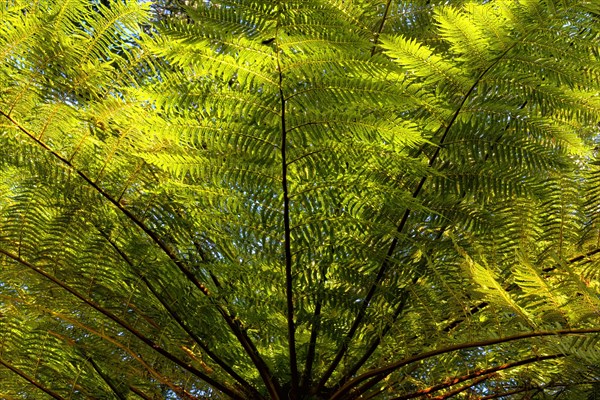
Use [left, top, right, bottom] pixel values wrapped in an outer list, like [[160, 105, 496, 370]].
[[1, 0, 600, 398]]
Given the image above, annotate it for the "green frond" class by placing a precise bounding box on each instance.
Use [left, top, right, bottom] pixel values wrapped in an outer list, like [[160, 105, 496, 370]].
[[379, 34, 470, 97], [435, 5, 499, 66], [1, 0, 600, 398]]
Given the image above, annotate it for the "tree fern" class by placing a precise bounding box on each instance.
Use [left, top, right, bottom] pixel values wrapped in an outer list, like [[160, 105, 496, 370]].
[[1, 0, 600, 399]]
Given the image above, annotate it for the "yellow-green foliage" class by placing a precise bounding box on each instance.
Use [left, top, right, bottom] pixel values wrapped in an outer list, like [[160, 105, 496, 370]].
[[0, 0, 600, 399]]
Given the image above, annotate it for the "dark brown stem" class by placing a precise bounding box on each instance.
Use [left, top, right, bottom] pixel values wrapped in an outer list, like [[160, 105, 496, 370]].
[[128, 386, 153, 400], [480, 380, 600, 400], [317, 37, 521, 394], [97, 228, 261, 398], [349, 96, 529, 369], [87, 357, 127, 400], [0, 248, 241, 399], [0, 358, 65, 399], [430, 374, 490, 400], [300, 266, 326, 392], [0, 112, 211, 297], [391, 354, 562, 400], [370, 0, 394, 57], [330, 328, 600, 399], [142, 276, 263, 399], [276, 28, 298, 396], [337, 283, 413, 388], [46, 308, 191, 398], [0, 110, 280, 399]]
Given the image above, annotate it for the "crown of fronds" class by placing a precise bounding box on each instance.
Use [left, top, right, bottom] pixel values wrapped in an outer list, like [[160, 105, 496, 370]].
[[1, 0, 600, 399]]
